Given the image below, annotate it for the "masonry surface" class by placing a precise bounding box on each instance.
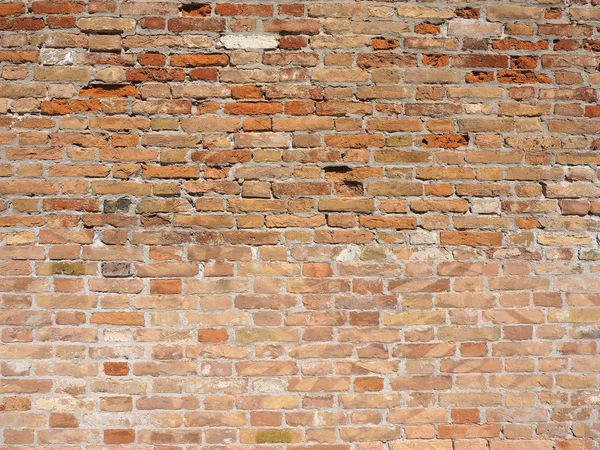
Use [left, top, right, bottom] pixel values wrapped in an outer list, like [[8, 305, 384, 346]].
[[0, 0, 600, 448]]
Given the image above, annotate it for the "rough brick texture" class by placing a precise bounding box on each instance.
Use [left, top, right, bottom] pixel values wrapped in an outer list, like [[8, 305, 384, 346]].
[[1, 0, 600, 449]]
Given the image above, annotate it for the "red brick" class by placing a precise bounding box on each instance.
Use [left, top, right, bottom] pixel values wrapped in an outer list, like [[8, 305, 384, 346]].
[[104, 429, 135, 444], [104, 362, 129, 376], [0, 3, 596, 448]]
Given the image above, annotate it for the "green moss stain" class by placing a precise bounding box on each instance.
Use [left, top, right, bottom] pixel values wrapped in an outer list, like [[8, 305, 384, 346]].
[[386, 135, 412, 147], [51, 262, 86, 275], [255, 429, 293, 444], [236, 328, 273, 343], [361, 246, 388, 261]]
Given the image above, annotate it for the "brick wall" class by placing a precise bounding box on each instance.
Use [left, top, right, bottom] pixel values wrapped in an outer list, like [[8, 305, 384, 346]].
[[1, 0, 599, 448]]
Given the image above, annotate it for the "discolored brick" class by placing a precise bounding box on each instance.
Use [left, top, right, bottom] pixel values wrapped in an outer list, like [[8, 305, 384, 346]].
[[0, 2, 597, 448]]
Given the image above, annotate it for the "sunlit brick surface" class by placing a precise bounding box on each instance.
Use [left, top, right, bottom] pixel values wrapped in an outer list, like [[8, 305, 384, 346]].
[[1, 1, 600, 448]]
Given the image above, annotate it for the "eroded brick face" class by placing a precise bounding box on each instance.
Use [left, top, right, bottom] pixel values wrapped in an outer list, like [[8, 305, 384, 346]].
[[0, 1, 599, 448]]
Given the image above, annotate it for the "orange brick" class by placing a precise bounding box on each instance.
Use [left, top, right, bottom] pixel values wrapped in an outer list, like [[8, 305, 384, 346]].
[[0, 3, 597, 448]]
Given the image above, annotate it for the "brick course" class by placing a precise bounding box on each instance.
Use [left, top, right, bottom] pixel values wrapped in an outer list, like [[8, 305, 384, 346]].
[[1, 0, 600, 448]]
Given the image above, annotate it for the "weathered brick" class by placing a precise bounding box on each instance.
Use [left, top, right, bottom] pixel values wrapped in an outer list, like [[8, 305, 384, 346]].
[[487, 5, 543, 20], [0, 2, 597, 447], [397, 5, 453, 19], [448, 20, 502, 36]]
